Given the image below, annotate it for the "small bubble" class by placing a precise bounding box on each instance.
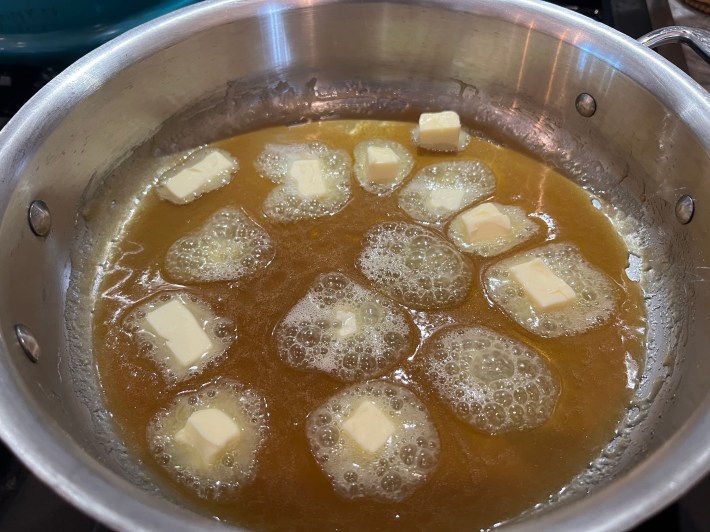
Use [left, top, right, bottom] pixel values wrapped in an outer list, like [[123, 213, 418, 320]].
[[318, 426, 339, 447], [514, 388, 528, 403], [360, 302, 384, 325], [380, 471, 402, 492], [509, 404, 525, 422], [289, 344, 306, 363], [214, 322, 233, 338], [359, 355, 376, 373], [417, 450, 434, 469], [493, 390, 513, 406], [296, 326, 321, 347], [343, 353, 358, 369], [445, 362, 459, 375], [525, 383, 540, 402], [400, 444, 416, 465], [456, 402, 470, 417]]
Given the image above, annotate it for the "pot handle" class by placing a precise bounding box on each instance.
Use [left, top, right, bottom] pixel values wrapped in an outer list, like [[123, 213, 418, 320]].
[[638, 26, 710, 65]]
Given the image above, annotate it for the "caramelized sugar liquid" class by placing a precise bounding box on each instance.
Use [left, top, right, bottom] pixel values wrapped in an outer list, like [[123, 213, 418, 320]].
[[94, 120, 646, 530]]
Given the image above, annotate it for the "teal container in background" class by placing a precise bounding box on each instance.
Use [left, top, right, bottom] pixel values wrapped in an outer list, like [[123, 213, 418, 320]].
[[0, 0, 200, 62]]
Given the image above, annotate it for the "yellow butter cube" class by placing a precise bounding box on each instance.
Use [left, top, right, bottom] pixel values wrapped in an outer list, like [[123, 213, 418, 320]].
[[509, 258, 576, 311]]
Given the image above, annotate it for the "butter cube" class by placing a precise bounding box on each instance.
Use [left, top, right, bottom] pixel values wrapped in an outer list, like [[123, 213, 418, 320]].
[[289, 159, 327, 198], [429, 187, 465, 211], [460, 203, 512, 243], [335, 310, 358, 338], [175, 408, 241, 465], [163, 150, 236, 203], [509, 258, 576, 311], [145, 299, 213, 368], [366, 146, 400, 184], [342, 401, 396, 453], [418, 111, 461, 150]]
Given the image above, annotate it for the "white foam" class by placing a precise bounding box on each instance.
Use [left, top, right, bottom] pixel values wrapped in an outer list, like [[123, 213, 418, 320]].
[[254, 142, 352, 221], [352, 138, 414, 195], [306, 380, 440, 502], [423, 326, 559, 434], [357, 222, 472, 309], [398, 161, 495, 223], [147, 380, 268, 499], [164, 206, 274, 284], [275, 272, 414, 381], [124, 291, 236, 382], [448, 202, 540, 257], [484, 242, 618, 337]]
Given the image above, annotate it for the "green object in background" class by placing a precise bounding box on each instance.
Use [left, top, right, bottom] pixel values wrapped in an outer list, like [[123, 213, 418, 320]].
[[0, 0, 199, 62]]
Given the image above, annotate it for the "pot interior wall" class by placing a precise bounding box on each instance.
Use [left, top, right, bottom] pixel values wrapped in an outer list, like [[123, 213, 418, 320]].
[[0, 1, 708, 529]]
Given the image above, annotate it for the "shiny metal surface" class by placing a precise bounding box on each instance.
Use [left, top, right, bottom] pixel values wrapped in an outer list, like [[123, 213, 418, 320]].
[[675, 194, 695, 224], [645, 0, 690, 71], [639, 25, 710, 64], [27, 200, 51, 237], [13, 324, 40, 363], [0, 1, 709, 531], [574, 92, 597, 117]]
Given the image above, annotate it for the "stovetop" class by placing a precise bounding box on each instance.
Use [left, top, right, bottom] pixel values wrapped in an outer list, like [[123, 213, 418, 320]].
[[1, 1, 709, 531]]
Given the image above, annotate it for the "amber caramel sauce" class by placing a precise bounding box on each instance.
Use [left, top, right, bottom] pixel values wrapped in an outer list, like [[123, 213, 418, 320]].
[[93, 120, 646, 530]]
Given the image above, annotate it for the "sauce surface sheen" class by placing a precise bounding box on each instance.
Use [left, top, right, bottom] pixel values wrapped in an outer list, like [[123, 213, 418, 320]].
[[93, 120, 646, 531]]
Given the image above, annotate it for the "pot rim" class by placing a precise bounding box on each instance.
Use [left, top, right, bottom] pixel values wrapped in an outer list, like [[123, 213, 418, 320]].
[[0, 0, 709, 530]]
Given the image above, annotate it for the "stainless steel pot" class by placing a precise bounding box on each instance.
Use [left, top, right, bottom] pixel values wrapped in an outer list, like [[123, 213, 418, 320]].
[[1, 0, 710, 530]]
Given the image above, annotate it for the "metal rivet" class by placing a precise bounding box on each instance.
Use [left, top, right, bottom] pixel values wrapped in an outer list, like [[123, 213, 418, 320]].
[[575, 93, 597, 118], [14, 324, 40, 363], [675, 194, 694, 224], [28, 200, 51, 237]]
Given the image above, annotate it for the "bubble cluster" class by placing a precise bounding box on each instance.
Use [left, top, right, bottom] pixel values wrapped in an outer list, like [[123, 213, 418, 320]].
[[147, 380, 268, 499], [254, 142, 352, 221], [352, 138, 414, 195], [124, 291, 236, 382], [164, 206, 274, 284], [357, 222, 472, 309], [448, 202, 540, 257], [306, 380, 440, 502], [484, 243, 618, 337], [423, 326, 559, 434], [398, 161, 496, 223], [275, 272, 415, 381], [156, 147, 238, 205]]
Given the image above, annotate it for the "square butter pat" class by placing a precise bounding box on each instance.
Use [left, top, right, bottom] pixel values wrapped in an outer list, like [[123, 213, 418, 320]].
[[461, 203, 512, 243], [175, 408, 241, 465], [342, 401, 396, 453], [164, 150, 235, 202], [366, 146, 400, 184], [289, 159, 327, 198], [335, 310, 359, 338], [429, 187, 465, 211], [509, 258, 576, 311], [145, 299, 213, 368], [418, 111, 461, 149]]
